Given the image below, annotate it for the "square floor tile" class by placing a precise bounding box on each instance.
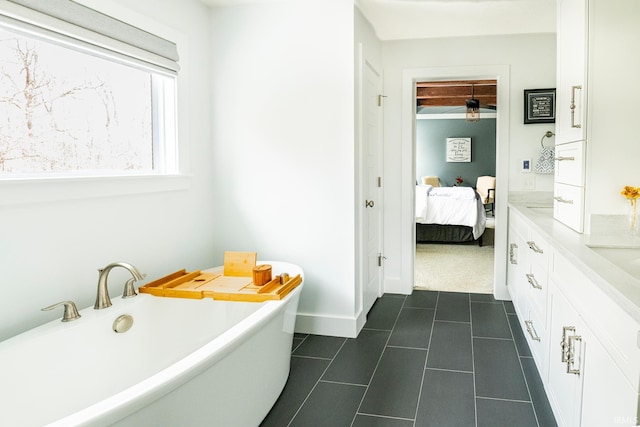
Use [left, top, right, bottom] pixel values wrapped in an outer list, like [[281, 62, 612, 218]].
[[521, 357, 558, 427], [508, 314, 532, 357], [416, 369, 476, 427], [322, 329, 390, 385], [265, 292, 559, 427], [435, 292, 470, 322], [359, 347, 427, 419], [289, 381, 366, 427], [473, 338, 530, 401], [503, 300, 516, 314], [404, 289, 438, 309], [292, 335, 346, 359], [352, 414, 414, 427], [426, 321, 473, 372], [292, 336, 305, 352], [470, 293, 499, 303], [476, 398, 538, 427], [471, 302, 512, 339], [366, 295, 406, 330], [260, 356, 331, 427], [387, 307, 434, 349]]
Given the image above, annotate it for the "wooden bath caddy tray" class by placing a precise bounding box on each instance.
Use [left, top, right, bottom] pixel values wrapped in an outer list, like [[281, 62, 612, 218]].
[[138, 269, 302, 302]]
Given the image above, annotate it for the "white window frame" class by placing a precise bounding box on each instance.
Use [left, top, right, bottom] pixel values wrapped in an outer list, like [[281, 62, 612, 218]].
[[0, 0, 190, 205]]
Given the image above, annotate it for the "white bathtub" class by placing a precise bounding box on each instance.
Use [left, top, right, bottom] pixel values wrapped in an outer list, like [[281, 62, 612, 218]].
[[0, 261, 303, 427]]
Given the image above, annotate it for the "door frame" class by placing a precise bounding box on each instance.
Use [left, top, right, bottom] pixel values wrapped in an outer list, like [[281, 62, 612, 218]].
[[356, 43, 384, 333], [362, 57, 384, 317], [400, 65, 510, 299]]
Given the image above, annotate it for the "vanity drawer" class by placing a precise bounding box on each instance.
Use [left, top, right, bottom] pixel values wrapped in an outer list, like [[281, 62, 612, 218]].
[[525, 228, 549, 268], [522, 306, 547, 370], [551, 250, 640, 388], [509, 208, 528, 240], [526, 261, 548, 322], [553, 183, 584, 233], [554, 140, 585, 186]]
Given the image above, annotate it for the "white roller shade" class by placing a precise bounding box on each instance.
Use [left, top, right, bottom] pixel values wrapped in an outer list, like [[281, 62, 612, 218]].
[[0, 0, 179, 72]]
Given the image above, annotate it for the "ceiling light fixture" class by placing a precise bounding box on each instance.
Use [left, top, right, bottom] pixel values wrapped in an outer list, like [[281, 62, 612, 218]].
[[466, 84, 480, 122]]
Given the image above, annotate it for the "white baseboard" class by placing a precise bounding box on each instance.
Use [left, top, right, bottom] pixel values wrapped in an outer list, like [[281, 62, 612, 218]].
[[294, 311, 366, 338]]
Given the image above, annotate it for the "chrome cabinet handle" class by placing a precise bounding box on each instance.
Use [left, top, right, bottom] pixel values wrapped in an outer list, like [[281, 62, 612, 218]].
[[570, 85, 582, 129], [566, 334, 583, 375], [526, 241, 544, 254], [365, 200, 374, 208], [554, 156, 576, 161], [561, 326, 576, 363], [509, 243, 518, 264], [525, 320, 541, 342], [554, 196, 574, 205], [526, 273, 542, 290]]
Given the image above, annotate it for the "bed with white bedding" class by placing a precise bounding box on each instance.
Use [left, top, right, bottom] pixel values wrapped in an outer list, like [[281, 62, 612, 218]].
[[415, 185, 487, 244]]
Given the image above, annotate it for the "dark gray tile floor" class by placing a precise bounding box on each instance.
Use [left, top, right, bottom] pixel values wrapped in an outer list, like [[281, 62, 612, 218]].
[[261, 291, 558, 427]]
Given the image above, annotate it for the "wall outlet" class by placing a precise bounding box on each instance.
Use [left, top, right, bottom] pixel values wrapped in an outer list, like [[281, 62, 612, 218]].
[[522, 158, 531, 173], [523, 174, 535, 190]]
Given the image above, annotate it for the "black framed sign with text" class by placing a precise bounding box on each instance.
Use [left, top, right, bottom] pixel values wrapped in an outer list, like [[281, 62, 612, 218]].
[[524, 88, 556, 124]]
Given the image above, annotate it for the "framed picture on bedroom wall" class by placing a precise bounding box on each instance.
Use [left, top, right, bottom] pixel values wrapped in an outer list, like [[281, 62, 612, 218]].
[[446, 137, 471, 162]]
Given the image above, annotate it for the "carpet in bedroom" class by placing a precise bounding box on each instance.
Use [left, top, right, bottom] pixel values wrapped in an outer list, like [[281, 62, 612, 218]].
[[414, 240, 494, 294]]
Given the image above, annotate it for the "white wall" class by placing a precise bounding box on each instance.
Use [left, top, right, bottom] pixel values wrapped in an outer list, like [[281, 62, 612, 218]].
[[380, 34, 557, 294], [209, 0, 359, 336], [0, 0, 215, 341], [586, 0, 640, 218]]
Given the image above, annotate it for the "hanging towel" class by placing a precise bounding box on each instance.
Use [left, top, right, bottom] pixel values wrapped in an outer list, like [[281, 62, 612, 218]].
[[534, 146, 555, 174]]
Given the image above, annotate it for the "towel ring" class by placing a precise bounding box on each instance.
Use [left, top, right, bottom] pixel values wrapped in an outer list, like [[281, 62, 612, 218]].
[[540, 131, 555, 148]]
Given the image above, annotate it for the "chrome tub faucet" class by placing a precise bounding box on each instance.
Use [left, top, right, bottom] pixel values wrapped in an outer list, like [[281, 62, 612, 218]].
[[94, 262, 145, 310]]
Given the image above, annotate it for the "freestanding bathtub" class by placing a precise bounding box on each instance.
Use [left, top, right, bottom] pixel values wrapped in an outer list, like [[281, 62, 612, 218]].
[[0, 261, 303, 427]]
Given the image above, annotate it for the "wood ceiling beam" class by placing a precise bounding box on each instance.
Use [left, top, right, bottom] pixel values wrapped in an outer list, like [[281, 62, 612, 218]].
[[415, 79, 497, 108], [417, 96, 497, 107]]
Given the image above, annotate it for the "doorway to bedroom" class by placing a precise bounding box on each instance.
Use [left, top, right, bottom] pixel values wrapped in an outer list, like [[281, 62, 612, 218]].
[[413, 80, 497, 294]]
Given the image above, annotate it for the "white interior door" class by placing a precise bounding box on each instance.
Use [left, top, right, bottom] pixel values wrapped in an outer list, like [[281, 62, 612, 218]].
[[363, 59, 383, 315]]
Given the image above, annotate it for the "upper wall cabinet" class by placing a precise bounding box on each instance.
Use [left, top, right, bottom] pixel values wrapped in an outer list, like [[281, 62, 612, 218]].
[[554, 0, 640, 231], [556, 0, 587, 145], [554, 0, 588, 233]]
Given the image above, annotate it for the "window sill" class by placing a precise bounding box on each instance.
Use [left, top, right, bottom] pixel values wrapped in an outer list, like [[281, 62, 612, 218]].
[[0, 174, 192, 206]]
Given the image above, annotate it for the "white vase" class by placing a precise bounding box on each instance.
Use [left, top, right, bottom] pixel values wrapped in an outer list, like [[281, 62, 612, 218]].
[[628, 199, 638, 233]]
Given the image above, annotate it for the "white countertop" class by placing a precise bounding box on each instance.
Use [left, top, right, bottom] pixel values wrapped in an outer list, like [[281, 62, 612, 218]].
[[508, 200, 640, 324]]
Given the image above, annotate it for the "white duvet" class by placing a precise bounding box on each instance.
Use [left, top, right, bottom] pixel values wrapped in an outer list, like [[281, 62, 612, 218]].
[[415, 185, 486, 239]]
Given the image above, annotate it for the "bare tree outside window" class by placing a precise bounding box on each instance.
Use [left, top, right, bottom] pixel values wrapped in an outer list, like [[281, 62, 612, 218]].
[[0, 28, 154, 175]]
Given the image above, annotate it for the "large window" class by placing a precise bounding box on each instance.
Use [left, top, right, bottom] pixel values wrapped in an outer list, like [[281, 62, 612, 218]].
[[0, 9, 178, 178]]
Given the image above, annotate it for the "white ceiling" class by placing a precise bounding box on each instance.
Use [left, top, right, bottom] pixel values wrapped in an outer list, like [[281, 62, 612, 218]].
[[356, 0, 556, 40], [199, 0, 556, 41]]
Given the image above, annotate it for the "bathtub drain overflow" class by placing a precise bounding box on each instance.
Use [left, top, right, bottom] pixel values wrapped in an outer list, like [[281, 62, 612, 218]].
[[113, 314, 134, 333]]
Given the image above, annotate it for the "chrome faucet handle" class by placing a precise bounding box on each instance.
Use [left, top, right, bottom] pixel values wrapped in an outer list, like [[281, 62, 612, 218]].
[[122, 273, 146, 298], [42, 300, 81, 322]]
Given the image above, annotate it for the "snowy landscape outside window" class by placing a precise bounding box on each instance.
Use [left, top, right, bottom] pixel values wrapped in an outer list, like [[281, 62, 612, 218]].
[[0, 27, 177, 177]]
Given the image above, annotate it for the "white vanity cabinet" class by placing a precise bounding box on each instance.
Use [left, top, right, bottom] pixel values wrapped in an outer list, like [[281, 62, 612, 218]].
[[507, 211, 527, 316], [507, 209, 550, 373], [546, 283, 585, 427], [507, 207, 640, 427], [549, 250, 640, 427]]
